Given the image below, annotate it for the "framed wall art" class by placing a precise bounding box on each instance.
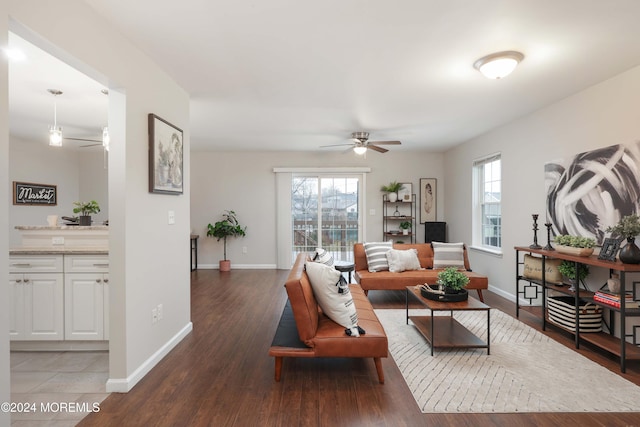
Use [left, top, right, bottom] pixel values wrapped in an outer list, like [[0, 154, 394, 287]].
[[13, 181, 57, 206], [149, 113, 184, 195], [420, 178, 436, 222]]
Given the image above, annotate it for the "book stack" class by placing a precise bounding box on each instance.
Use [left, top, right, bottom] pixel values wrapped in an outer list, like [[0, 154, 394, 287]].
[[593, 290, 640, 308]]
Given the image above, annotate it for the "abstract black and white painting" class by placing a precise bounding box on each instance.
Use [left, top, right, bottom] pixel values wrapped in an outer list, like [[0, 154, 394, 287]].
[[545, 142, 640, 245]]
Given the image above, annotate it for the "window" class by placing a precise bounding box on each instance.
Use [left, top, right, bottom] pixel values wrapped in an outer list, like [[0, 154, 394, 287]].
[[473, 154, 501, 251]]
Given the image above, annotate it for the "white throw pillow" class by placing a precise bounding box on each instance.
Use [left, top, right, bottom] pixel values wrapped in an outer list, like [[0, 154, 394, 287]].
[[432, 242, 466, 269], [305, 261, 360, 336], [386, 248, 421, 273], [363, 241, 393, 272], [312, 247, 334, 266]]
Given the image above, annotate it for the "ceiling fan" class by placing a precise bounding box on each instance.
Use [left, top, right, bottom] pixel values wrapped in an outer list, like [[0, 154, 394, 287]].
[[321, 132, 401, 154], [64, 136, 102, 148]]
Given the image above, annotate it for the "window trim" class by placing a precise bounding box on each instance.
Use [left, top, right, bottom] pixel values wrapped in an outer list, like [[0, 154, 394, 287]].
[[472, 153, 502, 253]]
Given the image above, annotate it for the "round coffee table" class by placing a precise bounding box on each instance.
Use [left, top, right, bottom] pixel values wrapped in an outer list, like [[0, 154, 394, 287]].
[[333, 260, 355, 282]]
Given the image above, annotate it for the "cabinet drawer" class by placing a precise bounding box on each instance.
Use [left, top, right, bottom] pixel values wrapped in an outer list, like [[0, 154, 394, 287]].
[[9, 255, 63, 273], [64, 255, 109, 273]]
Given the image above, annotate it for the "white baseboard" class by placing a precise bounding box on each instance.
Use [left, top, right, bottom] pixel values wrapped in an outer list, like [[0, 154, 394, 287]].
[[197, 263, 277, 270], [106, 321, 193, 393]]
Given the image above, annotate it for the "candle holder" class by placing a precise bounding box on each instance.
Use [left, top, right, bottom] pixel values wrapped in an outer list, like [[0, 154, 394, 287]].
[[529, 214, 542, 249], [543, 222, 555, 251]]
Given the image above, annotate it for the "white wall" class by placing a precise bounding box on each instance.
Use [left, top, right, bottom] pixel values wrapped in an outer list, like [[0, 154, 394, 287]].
[[8, 137, 110, 245], [7, 0, 191, 392], [445, 64, 640, 300], [0, 2, 11, 424], [191, 150, 444, 268]]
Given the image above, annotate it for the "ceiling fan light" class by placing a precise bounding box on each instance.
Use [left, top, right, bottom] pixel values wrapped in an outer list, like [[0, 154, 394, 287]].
[[474, 51, 524, 79], [353, 146, 367, 155], [102, 127, 110, 151], [49, 127, 63, 147]]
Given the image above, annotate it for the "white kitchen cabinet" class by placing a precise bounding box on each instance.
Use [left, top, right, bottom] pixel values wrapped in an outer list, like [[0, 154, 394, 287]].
[[64, 255, 109, 341], [9, 255, 64, 340]]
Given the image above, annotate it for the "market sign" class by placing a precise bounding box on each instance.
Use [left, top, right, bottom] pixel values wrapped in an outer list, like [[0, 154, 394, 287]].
[[13, 181, 57, 206]]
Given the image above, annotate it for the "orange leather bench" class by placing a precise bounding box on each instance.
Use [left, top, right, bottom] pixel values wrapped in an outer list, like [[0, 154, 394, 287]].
[[354, 243, 489, 301], [268, 253, 388, 383]]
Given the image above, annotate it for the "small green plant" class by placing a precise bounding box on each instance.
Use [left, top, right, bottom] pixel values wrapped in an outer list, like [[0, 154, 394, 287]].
[[606, 214, 640, 240], [72, 200, 100, 216], [553, 235, 595, 248], [380, 181, 404, 193], [207, 210, 247, 260], [558, 261, 589, 281], [437, 267, 470, 291], [399, 221, 412, 230]]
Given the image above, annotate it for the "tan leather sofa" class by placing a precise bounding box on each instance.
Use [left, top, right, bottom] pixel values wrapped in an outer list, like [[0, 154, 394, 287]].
[[269, 253, 388, 383], [354, 243, 488, 301]]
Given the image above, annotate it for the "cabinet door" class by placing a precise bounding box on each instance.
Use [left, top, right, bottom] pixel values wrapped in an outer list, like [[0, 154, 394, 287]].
[[9, 274, 25, 339], [24, 273, 64, 340], [65, 273, 105, 340]]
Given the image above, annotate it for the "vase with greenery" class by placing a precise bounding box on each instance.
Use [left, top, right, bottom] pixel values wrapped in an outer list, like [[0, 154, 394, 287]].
[[380, 181, 404, 202], [207, 210, 247, 271], [400, 221, 412, 235], [558, 260, 589, 288], [437, 267, 470, 294], [72, 200, 100, 226], [606, 214, 640, 264], [553, 234, 596, 257]]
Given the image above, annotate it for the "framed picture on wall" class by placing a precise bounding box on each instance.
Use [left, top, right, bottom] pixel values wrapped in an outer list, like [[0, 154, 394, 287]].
[[149, 113, 184, 195], [420, 178, 436, 223]]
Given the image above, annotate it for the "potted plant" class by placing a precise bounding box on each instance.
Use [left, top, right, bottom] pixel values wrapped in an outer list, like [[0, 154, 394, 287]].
[[207, 210, 247, 271], [437, 267, 470, 294], [553, 234, 596, 257], [72, 200, 100, 226], [558, 260, 589, 288], [400, 221, 412, 235], [606, 214, 640, 264], [380, 181, 404, 203]]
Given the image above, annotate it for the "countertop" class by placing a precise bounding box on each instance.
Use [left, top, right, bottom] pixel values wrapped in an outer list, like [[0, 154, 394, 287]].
[[10, 247, 109, 255], [15, 225, 108, 230]]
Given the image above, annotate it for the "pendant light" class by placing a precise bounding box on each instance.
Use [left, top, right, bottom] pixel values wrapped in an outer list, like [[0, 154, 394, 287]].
[[48, 89, 63, 147], [102, 127, 110, 151]]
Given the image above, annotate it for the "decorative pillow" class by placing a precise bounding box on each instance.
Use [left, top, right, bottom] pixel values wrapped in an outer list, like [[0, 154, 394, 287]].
[[312, 247, 334, 266], [363, 241, 393, 272], [523, 254, 563, 284], [386, 249, 421, 273], [432, 242, 465, 270], [305, 261, 361, 336]]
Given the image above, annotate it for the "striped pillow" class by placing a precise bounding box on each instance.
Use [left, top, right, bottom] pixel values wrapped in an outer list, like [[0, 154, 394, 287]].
[[432, 242, 466, 270], [363, 241, 393, 272], [312, 247, 334, 266]]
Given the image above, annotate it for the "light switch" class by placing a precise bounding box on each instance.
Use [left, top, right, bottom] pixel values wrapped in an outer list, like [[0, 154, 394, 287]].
[[168, 210, 175, 225], [369, 209, 376, 216]]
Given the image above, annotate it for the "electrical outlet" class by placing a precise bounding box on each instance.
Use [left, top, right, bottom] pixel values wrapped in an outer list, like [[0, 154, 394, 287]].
[[152, 308, 158, 324], [242, 246, 247, 254], [157, 304, 163, 320], [369, 209, 376, 216], [168, 210, 175, 225], [52, 236, 64, 245]]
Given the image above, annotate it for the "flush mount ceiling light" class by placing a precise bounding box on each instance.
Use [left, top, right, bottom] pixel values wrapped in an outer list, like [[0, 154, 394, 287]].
[[47, 89, 63, 147], [473, 51, 524, 79]]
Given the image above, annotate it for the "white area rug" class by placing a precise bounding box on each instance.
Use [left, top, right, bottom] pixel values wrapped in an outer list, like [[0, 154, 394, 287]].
[[375, 308, 640, 413]]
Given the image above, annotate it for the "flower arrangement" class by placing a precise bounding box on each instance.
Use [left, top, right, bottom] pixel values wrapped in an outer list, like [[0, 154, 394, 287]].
[[553, 235, 596, 248], [606, 214, 640, 240]]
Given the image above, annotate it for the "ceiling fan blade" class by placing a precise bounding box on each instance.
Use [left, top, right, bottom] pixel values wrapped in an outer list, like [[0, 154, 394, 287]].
[[320, 143, 355, 148], [65, 137, 102, 143], [369, 140, 401, 145], [367, 145, 388, 153], [81, 143, 102, 148]]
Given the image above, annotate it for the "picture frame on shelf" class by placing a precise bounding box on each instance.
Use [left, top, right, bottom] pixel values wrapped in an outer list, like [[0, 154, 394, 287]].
[[598, 238, 621, 261], [149, 113, 184, 195], [420, 178, 437, 222], [398, 183, 412, 202]]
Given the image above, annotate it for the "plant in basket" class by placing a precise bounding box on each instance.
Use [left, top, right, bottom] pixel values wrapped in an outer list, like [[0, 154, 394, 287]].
[[553, 234, 596, 256], [437, 267, 470, 294]]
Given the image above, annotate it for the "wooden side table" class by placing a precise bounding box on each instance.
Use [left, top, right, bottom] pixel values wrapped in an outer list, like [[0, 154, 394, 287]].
[[334, 260, 355, 282]]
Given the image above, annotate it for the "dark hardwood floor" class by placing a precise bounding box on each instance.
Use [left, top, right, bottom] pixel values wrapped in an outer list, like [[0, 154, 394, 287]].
[[78, 269, 640, 427]]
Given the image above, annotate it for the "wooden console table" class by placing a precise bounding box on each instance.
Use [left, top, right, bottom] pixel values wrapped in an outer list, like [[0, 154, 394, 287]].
[[515, 246, 640, 372]]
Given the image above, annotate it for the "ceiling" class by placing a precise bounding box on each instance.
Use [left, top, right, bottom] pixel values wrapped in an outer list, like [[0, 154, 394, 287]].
[[9, 0, 640, 153]]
